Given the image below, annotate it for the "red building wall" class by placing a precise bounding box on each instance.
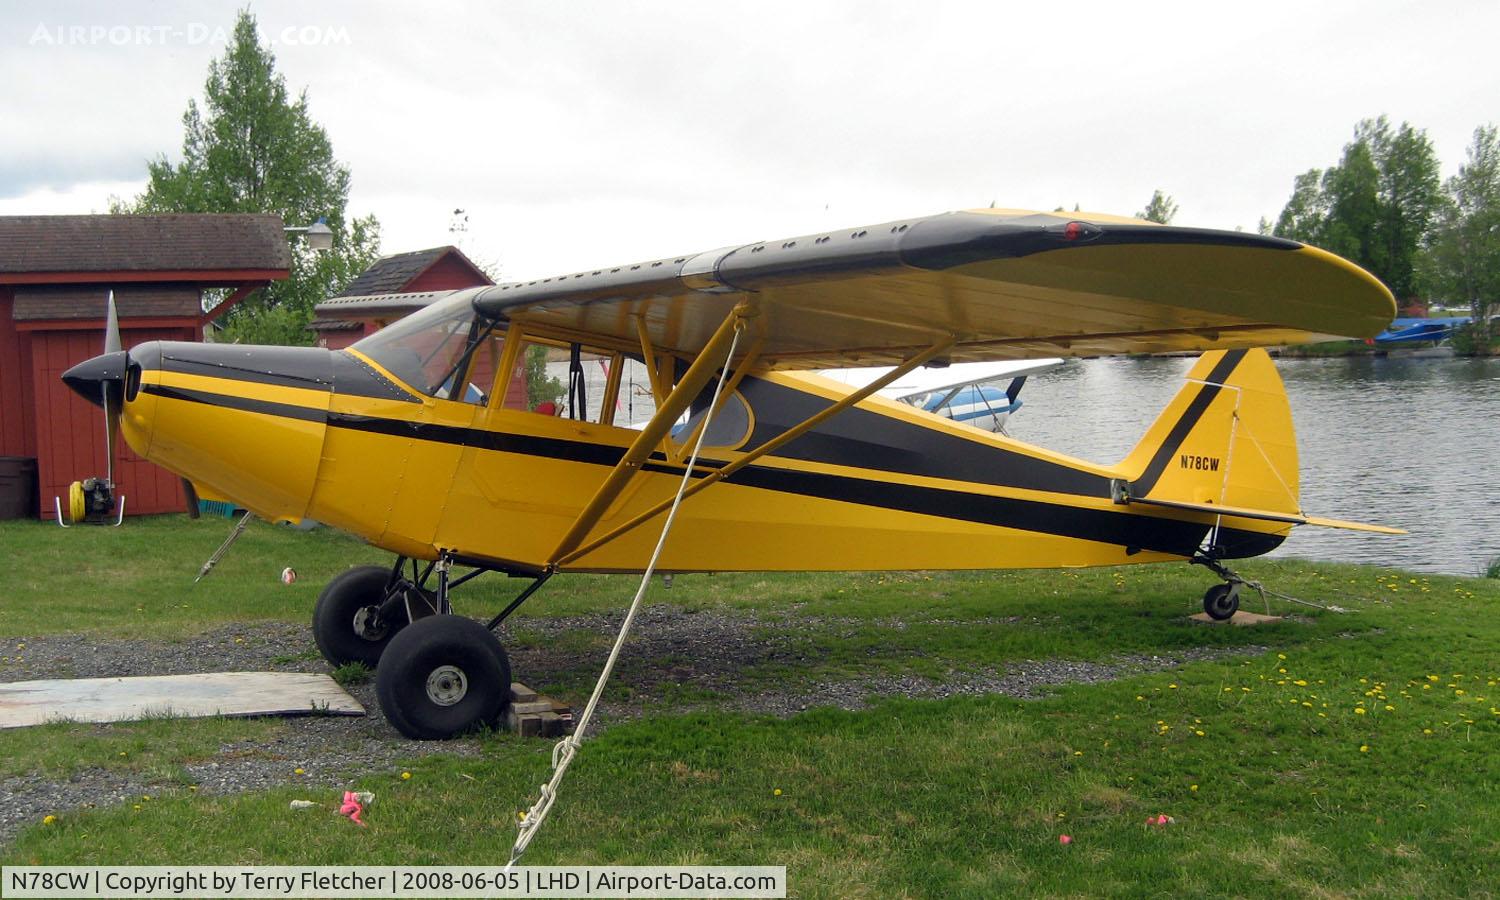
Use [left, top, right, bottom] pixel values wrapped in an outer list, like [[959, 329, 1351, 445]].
[[0, 288, 33, 459], [407, 256, 490, 293], [26, 322, 198, 518]]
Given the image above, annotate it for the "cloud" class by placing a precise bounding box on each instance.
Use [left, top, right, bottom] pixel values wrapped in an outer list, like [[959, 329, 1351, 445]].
[[2, 0, 1497, 280]]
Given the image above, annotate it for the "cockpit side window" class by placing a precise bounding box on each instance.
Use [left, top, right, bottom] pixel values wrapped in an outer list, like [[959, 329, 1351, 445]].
[[672, 389, 751, 449], [505, 339, 617, 422], [351, 300, 501, 405]]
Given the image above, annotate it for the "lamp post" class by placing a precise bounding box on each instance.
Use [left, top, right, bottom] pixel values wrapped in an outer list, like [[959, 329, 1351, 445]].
[[284, 216, 334, 251]]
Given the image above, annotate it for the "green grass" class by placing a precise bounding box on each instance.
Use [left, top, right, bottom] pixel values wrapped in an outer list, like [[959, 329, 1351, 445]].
[[0, 716, 285, 781], [1, 516, 1498, 896]]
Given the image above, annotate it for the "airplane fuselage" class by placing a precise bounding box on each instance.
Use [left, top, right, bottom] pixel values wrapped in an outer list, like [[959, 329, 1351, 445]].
[[112, 337, 1284, 575]]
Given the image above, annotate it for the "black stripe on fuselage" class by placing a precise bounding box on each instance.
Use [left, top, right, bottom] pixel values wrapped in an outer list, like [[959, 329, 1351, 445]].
[[326, 407, 1248, 556], [1130, 350, 1246, 497], [323, 412, 721, 479], [142, 383, 327, 422], [145, 380, 1280, 558], [738, 375, 1112, 497]]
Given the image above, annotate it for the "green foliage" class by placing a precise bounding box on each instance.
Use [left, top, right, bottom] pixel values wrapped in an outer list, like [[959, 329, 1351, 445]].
[[1137, 189, 1178, 224], [524, 345, 565, 410], [1273, 116, 1442, 301], [115, 10, 380, 344], [332, 661, 372, 686], [1419, 125, 1500, 351]]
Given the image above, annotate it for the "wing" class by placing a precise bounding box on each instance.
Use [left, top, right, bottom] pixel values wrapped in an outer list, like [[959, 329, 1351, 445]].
[[472, 208, 1397, 369]]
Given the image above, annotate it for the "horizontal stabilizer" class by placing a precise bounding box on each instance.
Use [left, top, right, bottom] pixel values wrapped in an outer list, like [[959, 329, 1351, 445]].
[[1300, 514, 1407, 535], [1122, 495, 1406, 535]]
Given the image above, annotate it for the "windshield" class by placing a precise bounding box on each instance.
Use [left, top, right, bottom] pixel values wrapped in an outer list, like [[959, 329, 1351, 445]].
[[350, 297, 490, 398]]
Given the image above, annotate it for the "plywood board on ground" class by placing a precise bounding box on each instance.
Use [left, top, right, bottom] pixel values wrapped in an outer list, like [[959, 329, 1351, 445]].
[[1189, 610, 1284, 626], [0, 672, 365, 729]]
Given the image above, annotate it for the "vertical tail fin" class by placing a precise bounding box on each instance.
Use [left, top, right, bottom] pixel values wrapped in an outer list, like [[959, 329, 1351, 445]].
[[1117, 349, 1301, 519]]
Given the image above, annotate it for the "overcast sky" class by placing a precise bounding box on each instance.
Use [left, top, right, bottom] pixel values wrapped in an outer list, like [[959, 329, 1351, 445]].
[[2, 1, 1496, 281]]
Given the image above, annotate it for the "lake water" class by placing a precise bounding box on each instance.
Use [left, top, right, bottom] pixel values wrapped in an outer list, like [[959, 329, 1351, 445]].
[[1007, 354, 1500, 577]]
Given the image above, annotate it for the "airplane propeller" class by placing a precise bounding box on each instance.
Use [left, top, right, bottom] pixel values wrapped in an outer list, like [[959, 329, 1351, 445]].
[[101, 290, 122, 490], [57, 291, 133, 525]]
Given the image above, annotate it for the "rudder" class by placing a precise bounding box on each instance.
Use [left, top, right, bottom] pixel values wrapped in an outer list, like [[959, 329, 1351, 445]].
[[1116, 349, 1300, 519]]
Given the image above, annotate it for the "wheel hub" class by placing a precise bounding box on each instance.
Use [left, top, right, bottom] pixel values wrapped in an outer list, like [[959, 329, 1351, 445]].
[[352, 606, 389, 641], [425, 665, 469, 706]]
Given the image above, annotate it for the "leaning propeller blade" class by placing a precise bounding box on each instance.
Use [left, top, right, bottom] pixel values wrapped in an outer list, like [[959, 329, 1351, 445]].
[[102, 290, 123, 486], [104, 290, 121, 354]]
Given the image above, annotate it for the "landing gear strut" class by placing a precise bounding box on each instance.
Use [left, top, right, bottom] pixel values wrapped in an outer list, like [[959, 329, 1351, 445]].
[[314, 554, 551, 739], [1192, 553, 1245, 621], [311, 559, 438, 668]]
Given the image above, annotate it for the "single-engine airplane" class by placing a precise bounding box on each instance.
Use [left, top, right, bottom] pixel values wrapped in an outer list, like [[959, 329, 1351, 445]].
[[62, 208, 1403, 739]]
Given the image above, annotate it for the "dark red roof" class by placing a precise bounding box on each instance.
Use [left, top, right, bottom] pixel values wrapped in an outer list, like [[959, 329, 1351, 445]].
[[335, 246, 486, 297], [12, 285, 204, 321], [0, 214, 291, 274]]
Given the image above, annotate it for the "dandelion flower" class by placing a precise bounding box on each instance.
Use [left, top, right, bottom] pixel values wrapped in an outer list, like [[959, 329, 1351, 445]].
[[401, 771, 412, 780], [294, 768, 305, 775], [1354, 708, 1367, 715], [1360, 745, 1369, 753], [1190, 784, 1199, 792], [773, 788, 782, 796], [43, 815, 56, 826]]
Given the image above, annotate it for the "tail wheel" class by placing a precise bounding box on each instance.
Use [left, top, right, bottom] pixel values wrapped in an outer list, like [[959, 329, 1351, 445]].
[[375, 615, 511, 740], [1203, 583, 1240, 621], [313, 565, 407, 667]]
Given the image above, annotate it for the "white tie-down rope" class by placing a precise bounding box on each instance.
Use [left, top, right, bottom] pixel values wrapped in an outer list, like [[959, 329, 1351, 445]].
[[507, 324, 745, 868]]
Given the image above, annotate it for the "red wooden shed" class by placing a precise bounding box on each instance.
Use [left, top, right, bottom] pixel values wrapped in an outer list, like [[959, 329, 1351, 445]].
[[308, 246, 491, 350], [0, 214, 291, 519]]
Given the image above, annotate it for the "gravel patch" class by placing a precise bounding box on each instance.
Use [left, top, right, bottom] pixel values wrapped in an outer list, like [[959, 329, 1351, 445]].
[[0, 608, 1265, 843]]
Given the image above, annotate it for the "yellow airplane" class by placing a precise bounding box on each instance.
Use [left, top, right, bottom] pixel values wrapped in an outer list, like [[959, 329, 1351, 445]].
[[62, 208, 1402, 739]]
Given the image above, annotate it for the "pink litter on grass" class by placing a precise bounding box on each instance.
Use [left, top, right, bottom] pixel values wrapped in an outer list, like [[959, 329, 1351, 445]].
[[1058, 834, 1072, 845], [339, 791, 366, 827]]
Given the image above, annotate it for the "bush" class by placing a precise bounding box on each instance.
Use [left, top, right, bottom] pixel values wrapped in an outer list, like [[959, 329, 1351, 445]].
[[1449, 322, 1498, 357]]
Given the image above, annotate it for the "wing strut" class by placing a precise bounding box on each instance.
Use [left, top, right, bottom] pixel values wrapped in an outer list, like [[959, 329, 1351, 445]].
[[552, 333, 958, 569], [547, 303, 757, 566]]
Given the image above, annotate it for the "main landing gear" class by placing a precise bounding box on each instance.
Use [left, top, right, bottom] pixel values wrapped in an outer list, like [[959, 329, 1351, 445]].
[[310, 554, 550, 740], [1191, 553, 1245, 621]]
